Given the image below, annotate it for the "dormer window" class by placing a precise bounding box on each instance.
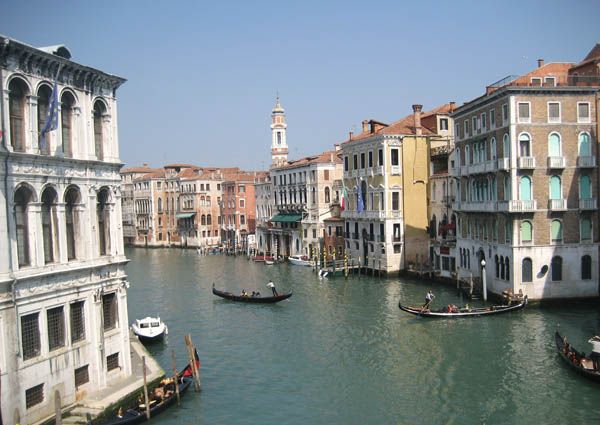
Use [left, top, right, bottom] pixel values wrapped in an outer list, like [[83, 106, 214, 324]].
[[545, 76, 556, 86]]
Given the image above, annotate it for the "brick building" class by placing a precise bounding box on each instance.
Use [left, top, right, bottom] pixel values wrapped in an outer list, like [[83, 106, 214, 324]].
[[451, 46, 600, 299]]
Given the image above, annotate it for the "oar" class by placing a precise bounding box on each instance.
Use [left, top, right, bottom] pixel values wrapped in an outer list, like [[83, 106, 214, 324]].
[[412, 297, 433, 322]]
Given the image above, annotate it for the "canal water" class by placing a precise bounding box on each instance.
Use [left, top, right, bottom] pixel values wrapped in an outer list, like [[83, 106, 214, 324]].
[[125, 247, 600, 425]]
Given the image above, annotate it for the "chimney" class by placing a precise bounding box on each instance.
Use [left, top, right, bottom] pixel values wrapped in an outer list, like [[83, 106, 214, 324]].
[[143, 163, 148, 167], [334, 143, 341, 151], [330, 153, 334, 162], [349, 131, 354, 140], [412, 104, 423, 136], [538, 59, 544, 68], [450, 101, 456, 112], [362, 120, 369, 133]]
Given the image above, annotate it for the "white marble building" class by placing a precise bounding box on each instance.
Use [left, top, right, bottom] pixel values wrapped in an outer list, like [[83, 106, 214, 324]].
[[0, 35, 131, 424]]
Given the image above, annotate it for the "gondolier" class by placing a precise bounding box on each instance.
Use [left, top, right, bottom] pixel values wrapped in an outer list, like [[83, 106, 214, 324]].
[[423, 290, 435, 308], [267, 280, 278, 296], [589, 336, 600, 371]]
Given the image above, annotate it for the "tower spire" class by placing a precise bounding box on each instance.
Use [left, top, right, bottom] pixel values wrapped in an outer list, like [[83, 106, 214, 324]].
[[270, 95, 288, 168]]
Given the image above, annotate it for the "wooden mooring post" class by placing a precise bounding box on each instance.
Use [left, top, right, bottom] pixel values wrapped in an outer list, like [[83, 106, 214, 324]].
[[469, 271, 473, 298], [142, 356, 151, 421], [54, 390, 62, 425], [184, 334, 202, 391]]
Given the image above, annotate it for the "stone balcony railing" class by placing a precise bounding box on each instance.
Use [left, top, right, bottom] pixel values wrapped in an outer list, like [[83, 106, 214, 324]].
[[579, 198, 597, 210], [497, 199, 537, 212], [577, 156, 596, 168], [547, 156, 566, 169], [548, 198, 567, 211], [518, 156, 536, 169]]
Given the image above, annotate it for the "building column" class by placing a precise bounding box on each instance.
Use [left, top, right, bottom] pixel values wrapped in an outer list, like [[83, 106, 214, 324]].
[[55, 202, 68, 263]]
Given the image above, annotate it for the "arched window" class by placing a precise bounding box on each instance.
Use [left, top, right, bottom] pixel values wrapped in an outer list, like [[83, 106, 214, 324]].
[[97, 188, 111, 256], [207, 214, 212, 225], [581, 255, 592, 280], [520, 220, 532, 243], [14, 185, 33, 267], [505, 257, 510, 281], [548, 133, 561, 157], [550, 176, 561, 199], [361, 180, 367, 210], [551, 256, 562, 281], [432, 182, 436, 200], [490, 137, 496, 160], [522, 258, 532, 282], [465, 145, 470, 165], [580, 175, 591, 199], [504, 175, 511, 200], [201, 214, 206, 225], [295, 239, 300, 252], [37, 84, 52, 154], [505, 220, 512, 243], [61, 92, 75, 157], [502, 134, 509, 159], [551, 220, 562, 243], [581, 218, 592, 242], [158, 198, 162, 213], [41, 187, 59, 264], [456, 148, 461, 167], [579, 132, 591, 156], [311, 187, 316, 204], [324, 187, 330, 203], [519, 133, 531, 157], [495, 255, 499, 278], [9, 78, 28, 152], [93, 100, 106, 160], [500, 256, 505, 280], [520, 176, 531, 201], [65, 186, 81, 261]]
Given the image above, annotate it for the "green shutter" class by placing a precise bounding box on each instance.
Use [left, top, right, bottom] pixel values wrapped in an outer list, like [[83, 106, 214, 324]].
[[551, 220, 562, 241], [550, 176, 561, 199]]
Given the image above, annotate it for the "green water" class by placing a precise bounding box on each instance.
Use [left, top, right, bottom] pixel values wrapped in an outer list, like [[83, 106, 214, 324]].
[[125, 247, 600, 425]]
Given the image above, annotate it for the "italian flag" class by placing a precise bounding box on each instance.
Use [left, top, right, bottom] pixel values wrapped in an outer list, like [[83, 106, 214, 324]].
[[341, 180, 349, 211]]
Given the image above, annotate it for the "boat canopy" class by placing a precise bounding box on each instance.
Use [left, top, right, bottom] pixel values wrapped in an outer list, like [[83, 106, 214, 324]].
[[177, 213, 196, 219], [270, 214, 302, 222]]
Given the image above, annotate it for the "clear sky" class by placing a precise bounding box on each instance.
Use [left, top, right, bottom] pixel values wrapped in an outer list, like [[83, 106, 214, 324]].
[[2, 0, 599, 171]]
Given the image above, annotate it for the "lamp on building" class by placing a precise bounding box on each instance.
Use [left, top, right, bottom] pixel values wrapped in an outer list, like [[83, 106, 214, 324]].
[[481, 259, 487, 302]]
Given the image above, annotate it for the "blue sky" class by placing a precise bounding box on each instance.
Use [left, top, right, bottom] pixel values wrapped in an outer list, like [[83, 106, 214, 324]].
[[2, 0, 599, 171]]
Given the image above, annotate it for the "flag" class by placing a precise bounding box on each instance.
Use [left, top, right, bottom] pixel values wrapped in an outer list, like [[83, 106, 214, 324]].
[[340, 180, 349, 211], [356, 179, 365, 214], [40, 77, 59, 149]]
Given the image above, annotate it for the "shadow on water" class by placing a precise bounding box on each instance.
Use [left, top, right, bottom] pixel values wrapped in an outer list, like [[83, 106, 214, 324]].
[[125, 247, 600, 425]]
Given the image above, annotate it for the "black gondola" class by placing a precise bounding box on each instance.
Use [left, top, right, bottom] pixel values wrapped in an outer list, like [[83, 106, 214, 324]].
[[212, 284, 292, 303], [555, 331, 600, 382], [398, 296, 527, 317], [100, 350, 199, 425]]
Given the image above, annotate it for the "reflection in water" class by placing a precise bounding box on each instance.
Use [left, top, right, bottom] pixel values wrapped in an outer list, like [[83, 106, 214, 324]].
[[125, 248, 600, 425]]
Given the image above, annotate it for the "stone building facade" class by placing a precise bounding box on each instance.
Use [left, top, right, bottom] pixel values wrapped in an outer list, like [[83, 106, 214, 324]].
[[0, 36, 131, 423], [451, 50, 600, 299]]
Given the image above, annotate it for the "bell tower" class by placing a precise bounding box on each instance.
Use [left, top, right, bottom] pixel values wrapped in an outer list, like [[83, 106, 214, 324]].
[[270, 96, 288, 168]]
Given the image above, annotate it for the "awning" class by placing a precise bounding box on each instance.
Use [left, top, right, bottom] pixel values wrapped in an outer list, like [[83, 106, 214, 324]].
[[176, 213, 196, 219], [270, 214, 302, 223]]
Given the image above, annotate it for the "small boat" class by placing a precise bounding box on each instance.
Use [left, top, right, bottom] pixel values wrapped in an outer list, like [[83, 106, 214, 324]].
[[288, 255, 312, 266], [555, 331, 600, 382], [398, 296, 527, 317], [212, 284, 292, 303], [131, 317, 168, 343], [101, 350, 198, 424], [265, 259, 275, 265], [251, 255, 274, 262]]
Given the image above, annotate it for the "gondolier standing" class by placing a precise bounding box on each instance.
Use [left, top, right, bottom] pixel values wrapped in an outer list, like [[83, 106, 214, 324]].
[[267, 280, 278, 296], [589, 335, 600, 371], [423, 290, 435, 308]]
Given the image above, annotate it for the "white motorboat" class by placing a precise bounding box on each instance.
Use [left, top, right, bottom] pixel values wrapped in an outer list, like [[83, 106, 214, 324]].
[[288, 255, 312, 266], [131, 316, 168, 343]]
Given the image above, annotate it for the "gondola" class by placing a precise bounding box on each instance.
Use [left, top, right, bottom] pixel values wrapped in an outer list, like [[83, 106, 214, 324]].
[[398, 296, 527, 317], [212, 284, 292, 303], [555, 331, 600, 382], [100, 350, 199, 425]]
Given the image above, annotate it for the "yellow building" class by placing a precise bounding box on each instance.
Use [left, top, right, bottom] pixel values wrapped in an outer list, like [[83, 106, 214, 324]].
[[341, 104, 443, 273]]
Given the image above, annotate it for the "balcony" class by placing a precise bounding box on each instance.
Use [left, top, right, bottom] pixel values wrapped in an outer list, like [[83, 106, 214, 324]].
[[485, 160, 497, 172], [374, 166, 384, 176], [547, 156, 566, 169], [443, 195, 455, 206], [365, 210, 385, 219], [497, 158, 510, 171], [359, 169, 367, 177], [352, 233, 358, 239], [458, 201, 496, 212], [497, 199, 537, 212], [548, 199, 567, 211], [468, 162, 486, 174], [518, 156, 536, 169], [579, 198, 597, 210], [577, 156, 596, 168], [391, 165, 401, 175], [351, 170, 358, 177], [461, 165, 469, 175]]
